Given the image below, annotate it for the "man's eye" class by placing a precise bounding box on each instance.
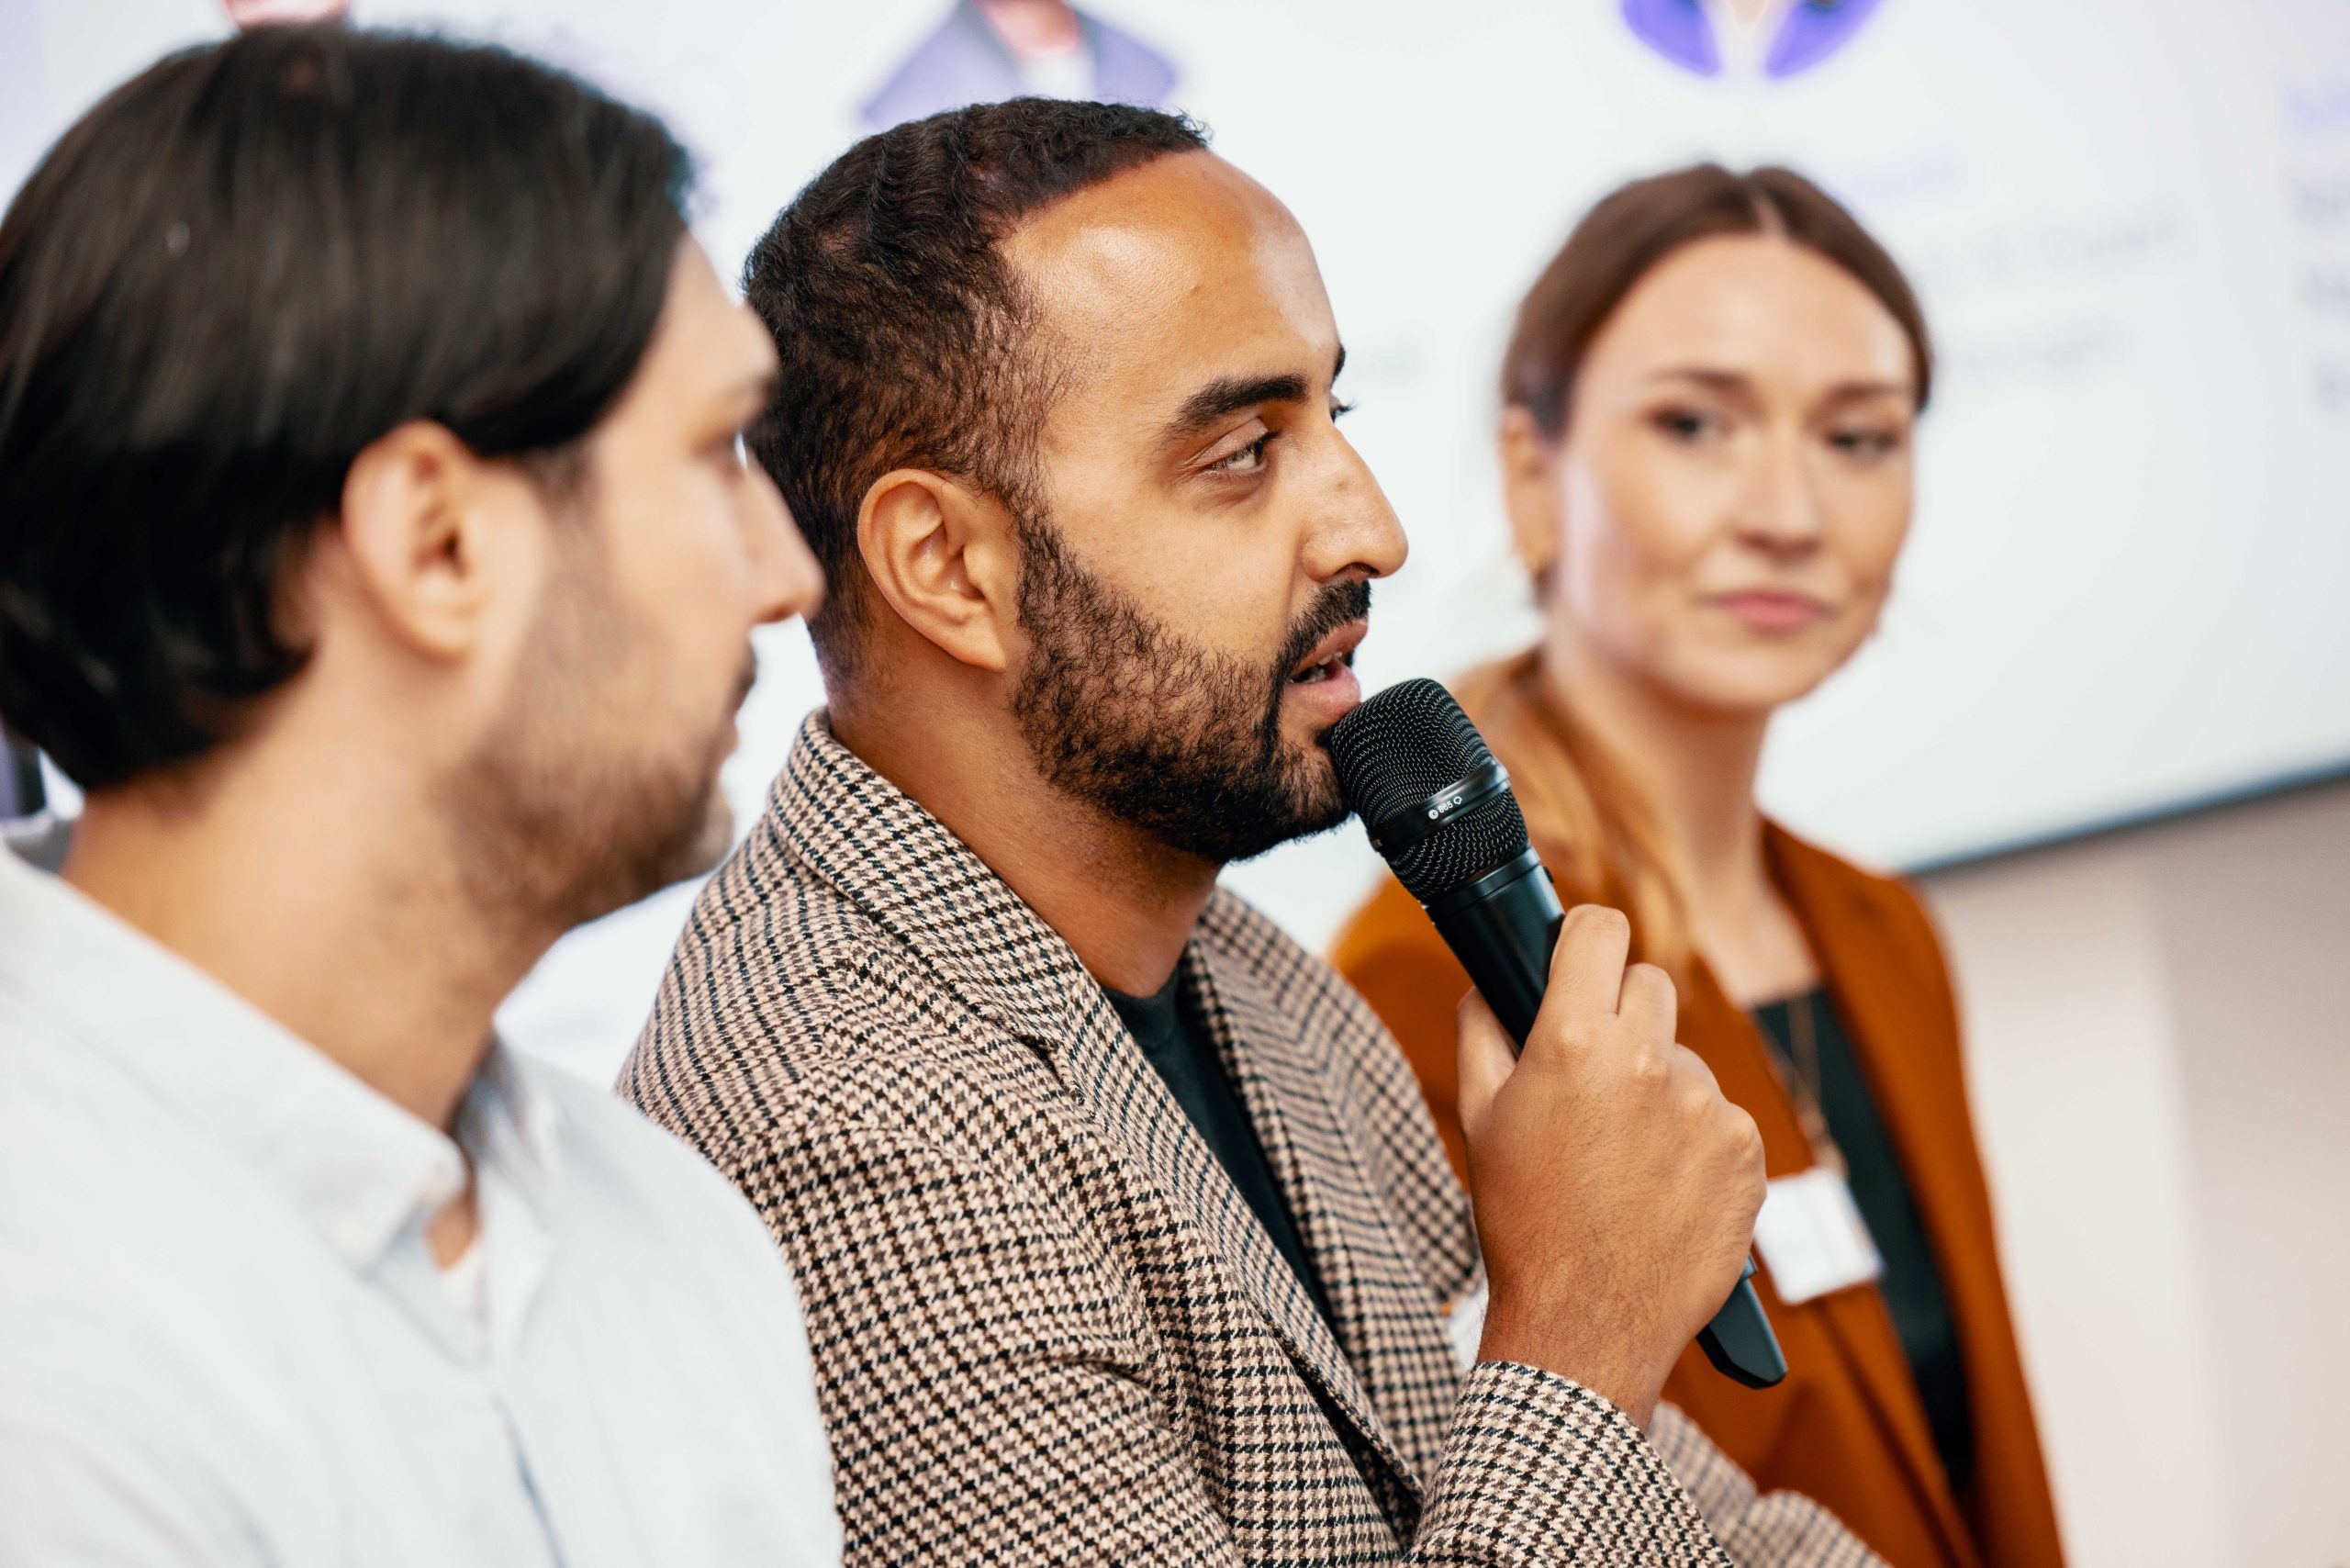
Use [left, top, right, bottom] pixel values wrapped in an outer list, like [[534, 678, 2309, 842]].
[[1331, 398, 1357, 420], [1209, 431, 1277, 474]]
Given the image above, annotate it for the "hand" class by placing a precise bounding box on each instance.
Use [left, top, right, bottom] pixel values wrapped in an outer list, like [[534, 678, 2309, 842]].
[[1457, 903, 1765, 1428]]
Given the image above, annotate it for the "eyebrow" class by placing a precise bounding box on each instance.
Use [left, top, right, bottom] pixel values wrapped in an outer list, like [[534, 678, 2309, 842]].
[[1645, 366, 1912, 401], [1160, 344, 1348, 445]]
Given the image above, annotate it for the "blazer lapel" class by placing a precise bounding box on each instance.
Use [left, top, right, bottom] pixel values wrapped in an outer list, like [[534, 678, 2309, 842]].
[[1768, 827, 1981, 1564], [1054, 963, 1423, 1496], [774, 716, 1419, 1507], [1188, 912, 1463, 1495]]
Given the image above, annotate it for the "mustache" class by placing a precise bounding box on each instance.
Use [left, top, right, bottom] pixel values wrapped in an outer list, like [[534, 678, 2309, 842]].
[[1269, 578, 1372, 691]]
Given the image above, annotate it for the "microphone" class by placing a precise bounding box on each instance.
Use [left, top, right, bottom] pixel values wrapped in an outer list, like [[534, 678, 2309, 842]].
[[1327, 678, 1786, 1391]]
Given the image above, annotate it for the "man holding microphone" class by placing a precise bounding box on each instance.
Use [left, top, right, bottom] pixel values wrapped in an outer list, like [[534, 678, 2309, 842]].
[[628, 98, 1872, 1565]]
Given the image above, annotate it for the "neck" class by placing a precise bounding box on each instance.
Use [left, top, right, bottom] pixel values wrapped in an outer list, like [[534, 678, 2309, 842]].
[[62, 744, 549, 1133], [832, 682, 1215, 997], [1539, 634, 1775, 933]]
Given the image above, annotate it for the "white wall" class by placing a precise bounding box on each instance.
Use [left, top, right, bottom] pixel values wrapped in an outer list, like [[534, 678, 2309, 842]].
[[1921, 776, 2350, 1568]]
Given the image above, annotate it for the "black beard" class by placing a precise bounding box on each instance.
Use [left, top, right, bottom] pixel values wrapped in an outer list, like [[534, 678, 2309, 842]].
[[1008, 513, 1367, 866]]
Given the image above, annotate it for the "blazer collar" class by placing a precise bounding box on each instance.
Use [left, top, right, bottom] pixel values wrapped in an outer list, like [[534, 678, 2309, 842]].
[[768, 714, 1434, 1504], [768, 713, 1087, 1055], [1763, 824, 1983, 1560]]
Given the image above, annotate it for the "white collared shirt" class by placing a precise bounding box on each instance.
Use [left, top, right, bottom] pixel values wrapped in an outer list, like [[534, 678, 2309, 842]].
[[0, 849, 841, 1567]]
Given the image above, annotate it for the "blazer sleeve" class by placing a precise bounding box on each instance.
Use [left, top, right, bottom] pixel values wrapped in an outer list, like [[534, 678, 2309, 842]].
[[725, 1108, 1751, 1567]]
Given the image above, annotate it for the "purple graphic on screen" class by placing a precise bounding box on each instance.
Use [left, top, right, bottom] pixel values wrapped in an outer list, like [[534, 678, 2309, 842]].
[[1764, 0, 1885, 78], [1622, 0, 1722, 77], [1621, 0, 1884, 82]]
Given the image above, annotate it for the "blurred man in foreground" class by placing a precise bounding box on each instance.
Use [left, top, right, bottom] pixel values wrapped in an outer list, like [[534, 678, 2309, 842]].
[[0, 28, 838, 1565], [626, 98, 1874, 1565]]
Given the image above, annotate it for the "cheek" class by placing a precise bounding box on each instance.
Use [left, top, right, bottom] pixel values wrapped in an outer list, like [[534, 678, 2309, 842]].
[[1099, 516, 1292, 666], [1551, 449, 1707, 647], [1830, 474, 1916, 605], [599, 478, 757, 682], [642, 465, 759, 600]]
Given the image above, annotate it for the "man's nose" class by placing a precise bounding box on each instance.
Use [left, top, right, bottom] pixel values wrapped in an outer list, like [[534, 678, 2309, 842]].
[[1305, 440, 1410, 585]]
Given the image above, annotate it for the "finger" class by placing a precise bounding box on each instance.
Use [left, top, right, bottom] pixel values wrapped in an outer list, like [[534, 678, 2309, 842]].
[[1455, 991, 1516, 1144], [1617, 961, 1677, 1041], [1542, 904, 1634, 1027]]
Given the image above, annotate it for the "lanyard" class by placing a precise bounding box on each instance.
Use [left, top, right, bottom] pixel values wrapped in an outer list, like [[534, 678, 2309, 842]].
[[1755, 991, 1848, 1180]]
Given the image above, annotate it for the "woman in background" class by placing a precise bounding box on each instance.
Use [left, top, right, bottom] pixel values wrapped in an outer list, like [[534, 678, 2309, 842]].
[[1332, 165, 2065, 1568]]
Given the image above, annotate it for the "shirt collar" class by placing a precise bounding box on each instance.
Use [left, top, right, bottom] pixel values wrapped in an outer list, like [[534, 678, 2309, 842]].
[[0, 846, 546, 1271], [457, 1039, 564, 1217]]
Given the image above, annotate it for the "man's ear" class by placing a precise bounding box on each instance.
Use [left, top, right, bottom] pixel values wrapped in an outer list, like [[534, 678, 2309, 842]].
[[334, 420, 521, 661], [856, 469, 1021, 675], [1497, 406, 1564, 586]]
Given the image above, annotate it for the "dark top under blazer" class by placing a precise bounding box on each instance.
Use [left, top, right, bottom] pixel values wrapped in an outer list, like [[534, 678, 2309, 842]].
[[620, 714, 1878, 1567], [1106, 972, 1337, 1329]]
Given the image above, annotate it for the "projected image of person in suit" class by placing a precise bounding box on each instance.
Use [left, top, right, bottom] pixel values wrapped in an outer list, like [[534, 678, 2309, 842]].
[[1331, 164, 2065, 1568]]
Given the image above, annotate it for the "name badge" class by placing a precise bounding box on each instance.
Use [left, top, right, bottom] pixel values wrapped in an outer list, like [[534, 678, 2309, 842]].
[[1752, 1167, 1883, 1305]]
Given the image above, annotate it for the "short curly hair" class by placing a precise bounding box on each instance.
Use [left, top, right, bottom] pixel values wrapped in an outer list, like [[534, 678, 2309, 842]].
[[742, 97, 1208, 681]]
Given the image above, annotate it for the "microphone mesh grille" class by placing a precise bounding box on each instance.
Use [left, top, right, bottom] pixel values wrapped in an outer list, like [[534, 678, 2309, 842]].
[[1328, 678, 1533, 902]]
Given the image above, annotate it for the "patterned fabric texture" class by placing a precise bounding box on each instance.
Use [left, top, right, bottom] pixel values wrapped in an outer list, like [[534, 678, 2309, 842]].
[[621, 713, 1879, 1567]]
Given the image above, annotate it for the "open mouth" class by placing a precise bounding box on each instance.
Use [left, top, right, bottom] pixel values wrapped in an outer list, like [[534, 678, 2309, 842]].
[[1290, 655, 1352, 686], [1287, 621, 1368, 688]]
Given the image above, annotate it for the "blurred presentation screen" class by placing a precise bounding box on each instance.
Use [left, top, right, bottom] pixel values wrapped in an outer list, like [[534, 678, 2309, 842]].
[[7, 0, 2344, 1070]]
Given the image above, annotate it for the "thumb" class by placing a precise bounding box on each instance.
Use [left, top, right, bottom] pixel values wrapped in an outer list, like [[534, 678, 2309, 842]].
[[1455, 991, 1516, 1145]]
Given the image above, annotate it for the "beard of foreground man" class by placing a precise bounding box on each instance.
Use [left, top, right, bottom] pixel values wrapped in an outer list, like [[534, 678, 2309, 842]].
[[622, 98, 1877, 1567]]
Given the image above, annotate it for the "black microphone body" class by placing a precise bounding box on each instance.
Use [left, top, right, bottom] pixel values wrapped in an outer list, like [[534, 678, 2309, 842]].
[[1329, 680, 1786, 1392], [1423, 848, 1557, 1044]]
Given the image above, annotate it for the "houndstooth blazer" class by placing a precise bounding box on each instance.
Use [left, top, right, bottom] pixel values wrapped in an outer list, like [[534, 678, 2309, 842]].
[[621, 714, 1878, 1567]]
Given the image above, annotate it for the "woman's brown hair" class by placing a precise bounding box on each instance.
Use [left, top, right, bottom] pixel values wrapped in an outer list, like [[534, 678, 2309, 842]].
[[1470, 163, 1931, 977]]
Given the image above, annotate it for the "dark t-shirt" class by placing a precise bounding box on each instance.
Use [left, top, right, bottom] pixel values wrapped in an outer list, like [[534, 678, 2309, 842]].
[[1103, 970, 1337, 1331], [1753, 987, 1975, 1492]]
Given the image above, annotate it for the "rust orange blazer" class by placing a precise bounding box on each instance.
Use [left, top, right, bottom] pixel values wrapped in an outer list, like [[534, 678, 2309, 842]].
[[1330, 693, 2065, 1568]]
